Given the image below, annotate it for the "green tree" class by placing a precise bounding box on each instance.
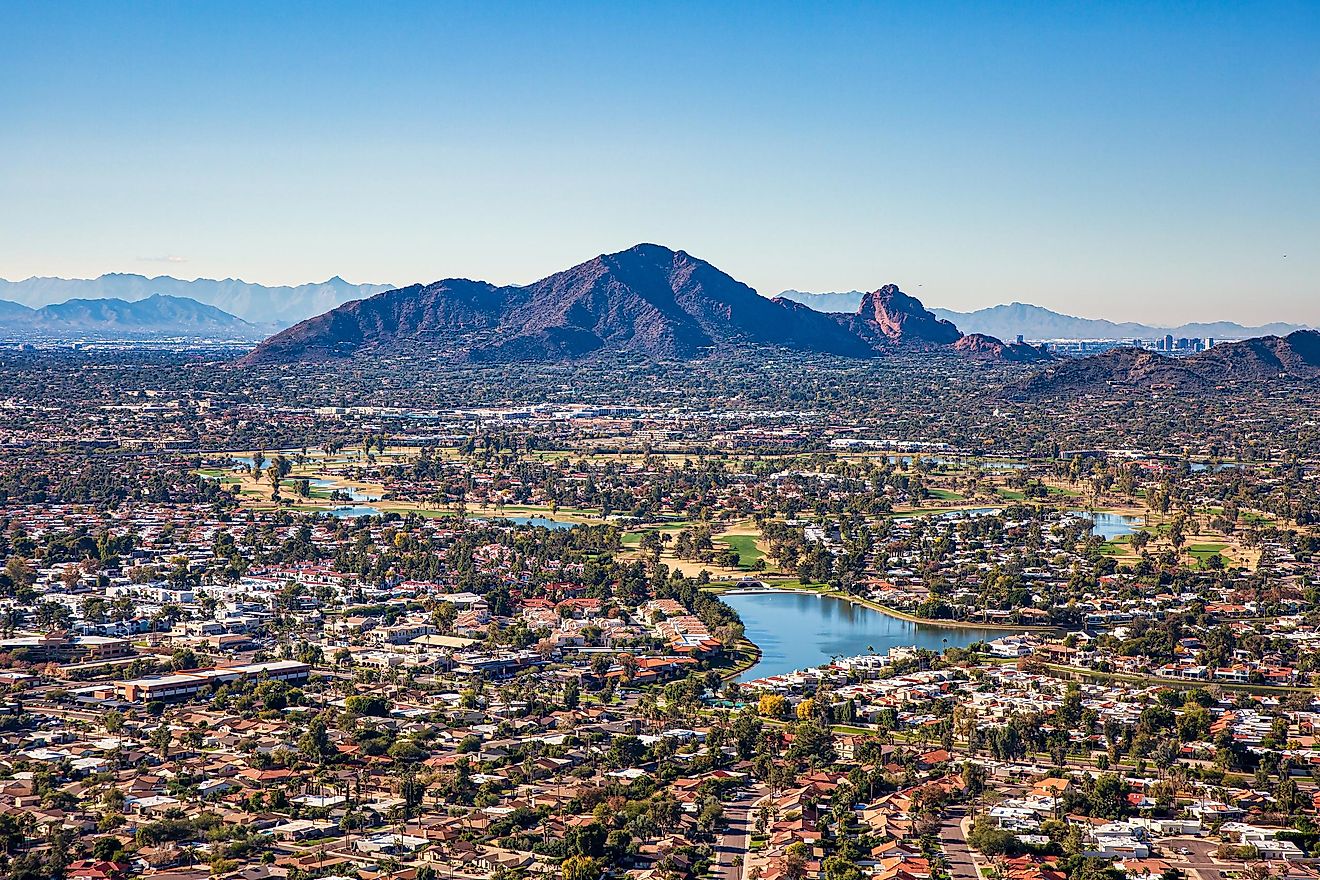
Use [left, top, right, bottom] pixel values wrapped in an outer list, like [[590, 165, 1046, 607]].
[[298, 718, 333, 766], [562, 855, 602, 880]]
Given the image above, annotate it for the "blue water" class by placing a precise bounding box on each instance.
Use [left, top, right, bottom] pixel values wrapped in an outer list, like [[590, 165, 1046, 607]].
[[231, 452, 300, 470], [308, 478, 378, 502], [484, 516, 577, 530], [1072, 511, 1144, 540], [328, 505, 383, 518], [725, 591, 1002, 682]]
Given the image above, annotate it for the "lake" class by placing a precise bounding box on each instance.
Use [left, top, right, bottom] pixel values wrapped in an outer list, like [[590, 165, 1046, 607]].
[[724, 591, 1003, 682]]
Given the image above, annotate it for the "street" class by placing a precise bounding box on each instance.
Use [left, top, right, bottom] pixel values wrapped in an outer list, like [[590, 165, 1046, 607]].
[[713, 786, 766, 880], [940, 807, 983, 880]]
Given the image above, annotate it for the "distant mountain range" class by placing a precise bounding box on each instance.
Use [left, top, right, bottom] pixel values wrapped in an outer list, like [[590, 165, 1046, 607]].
[[239, 244, 1050, 366], [0, 294, 264, 339], [778, 290, 871, 314], [0, 273, 392, 326], [4, 271, 1306, 345], [779, 291, 1310, 341]]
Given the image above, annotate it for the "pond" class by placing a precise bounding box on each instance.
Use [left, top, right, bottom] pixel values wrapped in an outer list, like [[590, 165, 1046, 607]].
[[1071, 511, 1144, 540], [328, 505, 384, 518], [493, 516, 577, 530], [308, 478, 378, 502], [724, 591, 1004, 682]]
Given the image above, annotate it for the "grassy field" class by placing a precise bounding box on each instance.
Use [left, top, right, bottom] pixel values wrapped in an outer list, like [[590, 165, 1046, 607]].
[[1187, 542, 1227, 566], [1099, 535, 1133, 557], [622, 521, 699, 546], [719, 534, 765, 567]]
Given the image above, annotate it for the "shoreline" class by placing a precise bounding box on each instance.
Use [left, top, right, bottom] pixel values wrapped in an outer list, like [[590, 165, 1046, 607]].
[[721, 583, 1063, 633], [719, 638, 763, 681], [841, 594, 1063, 632]]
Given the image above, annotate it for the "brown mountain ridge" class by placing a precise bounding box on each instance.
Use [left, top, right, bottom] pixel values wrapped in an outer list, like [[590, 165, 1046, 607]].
[[237, 244, 1051, 366]]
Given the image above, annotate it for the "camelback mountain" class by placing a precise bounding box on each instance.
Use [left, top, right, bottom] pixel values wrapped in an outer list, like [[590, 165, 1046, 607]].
[[842, 284, 963, 346], [238, 244, 1049, 365]]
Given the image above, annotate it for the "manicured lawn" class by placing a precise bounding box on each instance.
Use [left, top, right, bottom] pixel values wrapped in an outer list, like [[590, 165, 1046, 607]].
[[719, 534, 764, 566], [926, 488, 965, 501], [1099, 535, 1132, 556], [1188, 543, 1227, 565], [622, 522, 699, 547]]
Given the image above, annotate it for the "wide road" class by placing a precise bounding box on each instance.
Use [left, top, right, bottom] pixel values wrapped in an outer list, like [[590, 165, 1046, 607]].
[[713, 785, 766, 880]]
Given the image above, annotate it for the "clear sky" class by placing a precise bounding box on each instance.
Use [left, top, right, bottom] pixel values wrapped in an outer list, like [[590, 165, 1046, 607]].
[[2, 1, 1317, 324]]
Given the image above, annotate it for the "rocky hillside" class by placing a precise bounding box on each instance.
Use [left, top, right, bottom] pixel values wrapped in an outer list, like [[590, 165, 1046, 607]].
[[239, 245, 1046, 366], [1006, 330, 1320, 399]]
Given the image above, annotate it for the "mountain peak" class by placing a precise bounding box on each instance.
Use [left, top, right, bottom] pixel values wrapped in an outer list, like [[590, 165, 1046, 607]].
[[595, 243, 702, 276], [614, 242, 680, 257], [236, 249, 1059, 366], [241, 246, 879, 365], [852, 284, 962, 345]]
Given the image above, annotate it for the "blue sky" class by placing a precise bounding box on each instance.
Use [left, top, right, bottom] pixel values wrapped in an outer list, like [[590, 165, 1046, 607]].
[[2, 1, 1317, 324]]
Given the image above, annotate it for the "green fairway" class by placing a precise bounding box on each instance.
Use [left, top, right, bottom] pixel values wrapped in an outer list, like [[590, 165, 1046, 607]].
[[1187, 542, 1227, 562], [1099, 535, 1132, 556], [719, 533, 765, 567]]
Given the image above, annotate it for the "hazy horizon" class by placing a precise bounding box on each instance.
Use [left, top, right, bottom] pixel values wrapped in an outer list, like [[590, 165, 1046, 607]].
[[0, 261, 1312, 331], [2, 3, 1317, 325]]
